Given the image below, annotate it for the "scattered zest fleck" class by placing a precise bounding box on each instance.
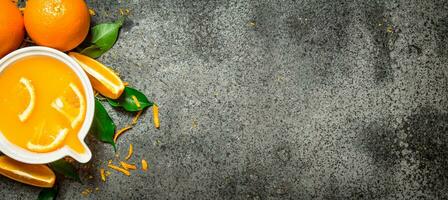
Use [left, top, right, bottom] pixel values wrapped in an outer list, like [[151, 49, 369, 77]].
[[125, 144, 133, 160], [89, 8, 96, 16], [108, 164, 130, 176], [153, 105, 160, 129], [100, 168, 106, 182], [131, 95, 141, 108], [141, 159, 148, 171], [120, 161, 137, 170], [113, 126, 132, 142], [119, 8, 131, 16], [81, 188, 93, 196]]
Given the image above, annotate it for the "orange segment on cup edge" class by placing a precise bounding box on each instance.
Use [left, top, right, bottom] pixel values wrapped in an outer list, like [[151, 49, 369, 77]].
[[0, 156, 55, 188], [69, 52, 124, 99]]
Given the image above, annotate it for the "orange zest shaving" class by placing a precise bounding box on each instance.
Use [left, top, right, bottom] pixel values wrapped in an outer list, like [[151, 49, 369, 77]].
[[108, 164, 130, 176], [132, 110, 143, 125], [153, 105, 160, 129], [131, 95, 141, 108], [113, 126, 132, 142], [120, 161, 137, 170], [125, 144, 133, 160], [100, 168, 106, 182], [141, 159, 148, 171]]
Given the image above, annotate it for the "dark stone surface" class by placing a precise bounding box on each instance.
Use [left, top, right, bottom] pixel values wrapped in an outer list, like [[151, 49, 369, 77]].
[[2, 0, 448, 199]]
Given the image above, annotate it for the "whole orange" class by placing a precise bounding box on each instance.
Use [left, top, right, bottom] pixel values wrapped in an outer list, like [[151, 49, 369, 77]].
[[0, 0, 25, 58], [24, 0, 90, 51]]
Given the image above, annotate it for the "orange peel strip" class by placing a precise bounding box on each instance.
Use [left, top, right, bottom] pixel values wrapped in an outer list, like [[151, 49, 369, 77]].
[[108, 164, 130, 176], [141, 159, 148, 171], [132, 110, 143, 125], [131, 95, 141, 108], [125, 144, 133, 160], [100, 168, 106, 182], [153, 105, 160, 129], [120, 161, 137, 170], [113, 126, 132, 142]]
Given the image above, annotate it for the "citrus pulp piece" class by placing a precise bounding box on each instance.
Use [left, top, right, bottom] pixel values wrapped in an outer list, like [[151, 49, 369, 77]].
[[18, 77, 35, 122], [69, 52, 124, 99], [27, 128, 69, 153], [0, 156, 55, 188], [51, 83, 85, 128]]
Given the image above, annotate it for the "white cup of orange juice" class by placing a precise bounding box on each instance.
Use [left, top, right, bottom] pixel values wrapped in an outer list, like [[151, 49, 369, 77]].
[[0, 47, 94, 164]]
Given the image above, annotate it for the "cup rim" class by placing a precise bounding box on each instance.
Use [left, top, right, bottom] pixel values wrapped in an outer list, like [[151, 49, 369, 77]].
[[0, 47, 94, 164]]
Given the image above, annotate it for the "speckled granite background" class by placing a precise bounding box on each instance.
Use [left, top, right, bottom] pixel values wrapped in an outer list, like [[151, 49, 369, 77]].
[[2, 0, 448, 199]]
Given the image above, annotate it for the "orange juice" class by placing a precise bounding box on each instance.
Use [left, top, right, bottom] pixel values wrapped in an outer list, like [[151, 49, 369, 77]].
[[0, 56, 87, 154]]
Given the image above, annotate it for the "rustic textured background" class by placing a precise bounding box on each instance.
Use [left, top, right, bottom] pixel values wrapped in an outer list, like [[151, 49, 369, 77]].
[[2, 0, 448, 199]]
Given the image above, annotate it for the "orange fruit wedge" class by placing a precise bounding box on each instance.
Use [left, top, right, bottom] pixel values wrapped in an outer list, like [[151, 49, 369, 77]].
[[27, 121, 69, 153], [18, 77, 35, 122], [0, 156, 55, 188], [51, 83, 85, 128], [69, 52, 124, 99]]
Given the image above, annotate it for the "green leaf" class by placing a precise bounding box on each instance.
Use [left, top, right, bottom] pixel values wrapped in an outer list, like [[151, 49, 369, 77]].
[[80, 18, 124, 58], [80, 45, 102, 58], [48, 159, 80, 182], [37, 185, 58, 200], [107, 87, 154, 112], [90, 99, 116, 150]]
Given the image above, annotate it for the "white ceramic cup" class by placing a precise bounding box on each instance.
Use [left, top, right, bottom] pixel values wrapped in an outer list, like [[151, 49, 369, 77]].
[[0, 47, 94, 164]]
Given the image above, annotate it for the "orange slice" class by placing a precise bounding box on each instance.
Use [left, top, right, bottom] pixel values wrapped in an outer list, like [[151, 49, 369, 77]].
[[18, 77, 35, 122], [69, 52, 124, 99], [0, 156, 55, 188], [27, 121, 69, 153], [27, 128, 68, 153], [51, 83, 85, 128]]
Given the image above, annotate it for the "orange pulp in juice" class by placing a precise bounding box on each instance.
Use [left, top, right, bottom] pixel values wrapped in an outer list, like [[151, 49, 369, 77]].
[[0, 56, 87, 153]]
